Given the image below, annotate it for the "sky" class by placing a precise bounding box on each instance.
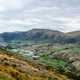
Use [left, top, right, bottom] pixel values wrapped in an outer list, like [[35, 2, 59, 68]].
[[0, 0, 80, 33]]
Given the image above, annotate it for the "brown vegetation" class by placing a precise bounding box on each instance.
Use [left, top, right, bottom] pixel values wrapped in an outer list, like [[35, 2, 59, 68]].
[[0, 48, 72, 80]]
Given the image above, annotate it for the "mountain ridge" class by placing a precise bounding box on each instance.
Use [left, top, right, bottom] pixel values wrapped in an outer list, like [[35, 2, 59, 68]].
[[0, 29, 80, 44]]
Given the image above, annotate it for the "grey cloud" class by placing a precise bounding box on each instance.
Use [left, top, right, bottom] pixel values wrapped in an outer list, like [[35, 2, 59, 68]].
[[0, 0, 80, 33]]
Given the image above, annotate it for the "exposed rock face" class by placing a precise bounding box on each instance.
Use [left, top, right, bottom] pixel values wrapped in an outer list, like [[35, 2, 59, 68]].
[[52, 50, 80, 77], [52, 51, 80, 62], [72, 61, 80, 71]]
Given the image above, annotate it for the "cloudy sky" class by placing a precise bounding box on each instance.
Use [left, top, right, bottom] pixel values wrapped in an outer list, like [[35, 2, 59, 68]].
[[0, 0, 80, 33]]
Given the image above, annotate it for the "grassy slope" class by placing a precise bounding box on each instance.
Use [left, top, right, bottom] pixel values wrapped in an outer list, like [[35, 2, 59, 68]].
[[0, 48, 72, 80]]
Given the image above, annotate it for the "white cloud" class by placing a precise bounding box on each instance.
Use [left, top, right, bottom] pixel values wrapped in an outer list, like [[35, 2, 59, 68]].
[[0, 0, 80, 33], [0, 0, 26, 12]]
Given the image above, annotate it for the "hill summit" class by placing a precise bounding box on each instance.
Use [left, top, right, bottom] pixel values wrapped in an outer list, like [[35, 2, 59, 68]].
[[0, 29, 80, 44]]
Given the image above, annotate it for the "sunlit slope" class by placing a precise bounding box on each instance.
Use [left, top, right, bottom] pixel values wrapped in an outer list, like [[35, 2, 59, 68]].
[[0, 48, 71, 80]]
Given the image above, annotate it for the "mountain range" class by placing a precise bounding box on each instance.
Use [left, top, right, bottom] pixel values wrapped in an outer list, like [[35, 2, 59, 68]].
[[0, 29, 80, 45]]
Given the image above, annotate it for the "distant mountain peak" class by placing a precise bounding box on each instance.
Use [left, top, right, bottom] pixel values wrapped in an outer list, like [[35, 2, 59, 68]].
[[0, 29, 80, 44]]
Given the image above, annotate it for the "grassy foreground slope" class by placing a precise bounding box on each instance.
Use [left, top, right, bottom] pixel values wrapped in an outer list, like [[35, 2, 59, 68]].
[[0, 48, 72, 80]]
